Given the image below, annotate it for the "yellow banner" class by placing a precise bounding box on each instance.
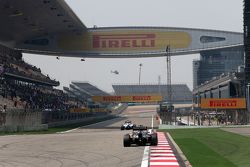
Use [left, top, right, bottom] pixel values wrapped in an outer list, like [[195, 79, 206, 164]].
[[200, 98, 246, 109], [70, 108, 108, 113], [58, 30, 191, 52], [92, 95, 162, 103], [70, 108, 90, 113]]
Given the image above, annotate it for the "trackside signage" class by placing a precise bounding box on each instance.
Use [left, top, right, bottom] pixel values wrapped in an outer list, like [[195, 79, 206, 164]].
[[92, 34, 155, 49], [200, 98, 246, 109], [92, 95, 162, 103], [58, 30, 191, 52]]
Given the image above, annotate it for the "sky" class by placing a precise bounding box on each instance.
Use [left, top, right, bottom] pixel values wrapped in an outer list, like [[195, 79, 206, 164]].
[[23, 0, 243, 93]]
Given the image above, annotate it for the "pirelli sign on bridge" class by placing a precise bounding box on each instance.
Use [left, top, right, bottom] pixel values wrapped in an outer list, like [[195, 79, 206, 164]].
[[92, 95, 162, 103], [58, 30, 191, 52], [200, 98, 246, 109]]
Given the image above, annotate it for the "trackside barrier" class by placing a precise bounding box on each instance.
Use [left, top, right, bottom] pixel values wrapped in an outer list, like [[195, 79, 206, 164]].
[[111, 103, 128, 114], [47, 114, 116, 128], [43, 104, 126, 128], [0, 109, 47, 132]]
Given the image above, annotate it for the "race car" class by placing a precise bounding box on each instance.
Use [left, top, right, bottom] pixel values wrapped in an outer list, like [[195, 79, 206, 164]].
[[123, 125, 158, 147], [121, 120, 136, 130]]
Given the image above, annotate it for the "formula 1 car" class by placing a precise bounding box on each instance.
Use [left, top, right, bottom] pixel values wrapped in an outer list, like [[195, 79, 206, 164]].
[[121, 120, 136, 130], [123, 125, 158, 147]]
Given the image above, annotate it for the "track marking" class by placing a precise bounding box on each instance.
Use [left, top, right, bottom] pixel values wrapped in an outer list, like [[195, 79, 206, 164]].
[[141, 146, 150, 167], [58, 127, 79, 134], [58, 117, 117, 134], [149, 132, 180, 167]]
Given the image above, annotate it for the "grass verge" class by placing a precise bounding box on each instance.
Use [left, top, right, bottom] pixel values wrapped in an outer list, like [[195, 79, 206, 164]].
[[160, 128, 250, 167]]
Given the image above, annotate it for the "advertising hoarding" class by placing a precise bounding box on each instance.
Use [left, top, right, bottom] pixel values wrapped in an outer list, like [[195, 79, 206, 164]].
[[58, 30, 191, 53], [92, 95, 163, 103], [200, 98, 246, 109]]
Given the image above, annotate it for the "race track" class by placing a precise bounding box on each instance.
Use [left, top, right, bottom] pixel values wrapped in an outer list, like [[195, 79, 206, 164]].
[[0, 105, 159, 167]]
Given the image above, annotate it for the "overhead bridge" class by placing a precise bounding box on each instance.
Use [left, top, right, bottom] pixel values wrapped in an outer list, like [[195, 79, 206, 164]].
[[0, 1, 243, 58]]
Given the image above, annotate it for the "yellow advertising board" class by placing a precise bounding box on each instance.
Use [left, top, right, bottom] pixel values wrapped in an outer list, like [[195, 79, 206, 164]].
[[200, 98, 246, 109], [58, 30, 192, 52], [92, 95, 162, 103], [70, 108, 90, 113]]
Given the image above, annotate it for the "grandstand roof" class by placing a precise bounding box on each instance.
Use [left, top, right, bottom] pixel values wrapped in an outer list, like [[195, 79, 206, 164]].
[[63, 86, 77, 98], [0, 1, 243, 58], [4, 72, 60, 86], [112, 84, 192, 103], [72, 82, 109, 96], [0, 0, 87, 45]]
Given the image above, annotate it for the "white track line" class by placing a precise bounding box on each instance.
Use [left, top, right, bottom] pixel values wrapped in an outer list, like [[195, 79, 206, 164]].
[[150, 162, 179, 166], [58, 127, 79, 134], [58, 118, 117, 134], [150, 150, 173, 153], [141, 146, 150, 167], [150, 157, 177, 160]]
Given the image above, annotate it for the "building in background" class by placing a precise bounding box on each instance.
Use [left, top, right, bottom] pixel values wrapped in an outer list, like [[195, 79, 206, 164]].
[[193, 46, 244, 89], [244, 0, 250, 84]]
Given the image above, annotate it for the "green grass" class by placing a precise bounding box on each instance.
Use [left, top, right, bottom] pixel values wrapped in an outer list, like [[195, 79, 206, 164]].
[[161, 128, 250, 167]]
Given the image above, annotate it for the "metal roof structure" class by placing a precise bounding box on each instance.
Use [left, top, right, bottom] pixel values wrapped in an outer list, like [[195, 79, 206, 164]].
[[0, 0, 87, 46], [0, 0, 244, 58], [72, 82, 109, 96]]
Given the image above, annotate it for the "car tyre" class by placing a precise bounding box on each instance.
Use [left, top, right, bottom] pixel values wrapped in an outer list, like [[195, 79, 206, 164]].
[[121, 126, 125, 130], [123, 134, 131, 147], [151, 133, 158, 146]]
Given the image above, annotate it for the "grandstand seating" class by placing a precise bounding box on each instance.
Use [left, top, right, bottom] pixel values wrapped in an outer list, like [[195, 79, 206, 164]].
[[72, 82, 109, 96], [112, 84, 192, 103], [0, 44, 59, 86], [0, 44, 83, 111]]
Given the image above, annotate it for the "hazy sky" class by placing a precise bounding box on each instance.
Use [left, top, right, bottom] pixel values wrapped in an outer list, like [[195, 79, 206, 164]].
[[23, 0, 243, 93]]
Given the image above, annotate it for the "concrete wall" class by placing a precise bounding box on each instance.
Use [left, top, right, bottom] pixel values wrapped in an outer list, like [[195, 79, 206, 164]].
[[48, 115, 116, 128], [0, 109, 47, 132], [0, 104, 128, 132]]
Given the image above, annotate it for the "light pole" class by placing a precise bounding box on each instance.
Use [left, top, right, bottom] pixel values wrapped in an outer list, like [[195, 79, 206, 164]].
[[247, 84, 250, 124], [139, 63, 143, 85], [166, 45, 172, 105]]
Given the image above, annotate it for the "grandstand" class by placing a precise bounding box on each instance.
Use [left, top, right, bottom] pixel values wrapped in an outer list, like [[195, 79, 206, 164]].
[[0, 44, 81, 110], [72, 82, 109, 96], [112, 84, 192, 103], [0, 45, 59, 86], [63, 82, 109, 100]]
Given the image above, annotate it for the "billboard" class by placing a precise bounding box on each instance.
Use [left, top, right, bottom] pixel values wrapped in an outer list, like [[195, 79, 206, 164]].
[[58, 30, 192, 52], [200, 98, 246, 109], [17, 27, 243, 58], [70, 108, 90, 113], [92, 95, 162, 103]]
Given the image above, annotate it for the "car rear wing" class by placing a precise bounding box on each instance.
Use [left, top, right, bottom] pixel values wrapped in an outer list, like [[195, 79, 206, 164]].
[[133, 126, 147, 131]]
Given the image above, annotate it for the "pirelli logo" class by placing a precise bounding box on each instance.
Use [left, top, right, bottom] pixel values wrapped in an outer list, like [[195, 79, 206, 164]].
[[92, 34, 156, 49], [209, 100, 237, 107], [200, 98, 246, 109], [103, 96, 122, 102], [92, 95, 162, 103], [133, 96, 151, 101]]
